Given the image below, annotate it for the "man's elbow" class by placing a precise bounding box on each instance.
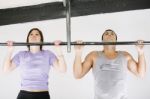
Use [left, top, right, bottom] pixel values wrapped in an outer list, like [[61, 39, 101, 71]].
[[73, 73, 83, 79], [74, 75, 81, 79], [137, 72, 145, 79]]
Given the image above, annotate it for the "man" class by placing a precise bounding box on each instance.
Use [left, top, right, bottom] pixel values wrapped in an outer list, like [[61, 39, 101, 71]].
[[73, 29, 146, 99]]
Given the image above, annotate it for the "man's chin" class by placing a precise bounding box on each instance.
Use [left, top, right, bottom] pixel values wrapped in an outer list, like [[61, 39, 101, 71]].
[[103, 41, 116, 42]]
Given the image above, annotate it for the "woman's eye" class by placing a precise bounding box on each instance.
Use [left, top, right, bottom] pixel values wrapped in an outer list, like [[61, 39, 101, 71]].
[[105, 33, 108, 35]]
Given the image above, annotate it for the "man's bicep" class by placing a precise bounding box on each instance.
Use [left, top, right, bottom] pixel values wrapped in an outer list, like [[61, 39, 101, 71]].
[[127, 54, 138, 76], [81, 54, 93, 76]]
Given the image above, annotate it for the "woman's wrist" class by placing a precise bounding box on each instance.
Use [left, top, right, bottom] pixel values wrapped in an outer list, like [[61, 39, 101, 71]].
[[57, 54, 64, 57]]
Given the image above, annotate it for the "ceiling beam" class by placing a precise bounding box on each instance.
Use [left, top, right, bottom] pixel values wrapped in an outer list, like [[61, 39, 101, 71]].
[[0, 2, 65, 26], [0, 0, 150, 26]]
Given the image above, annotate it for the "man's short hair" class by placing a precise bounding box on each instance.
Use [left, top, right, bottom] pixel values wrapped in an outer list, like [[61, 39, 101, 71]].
[[101, 29, 117, 41]]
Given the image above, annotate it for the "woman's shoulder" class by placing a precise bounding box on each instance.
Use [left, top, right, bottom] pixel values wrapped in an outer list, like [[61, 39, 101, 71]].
[[13, 50, 28, 57], [42, 50, 55, 55], [16, 50, 28, 54]]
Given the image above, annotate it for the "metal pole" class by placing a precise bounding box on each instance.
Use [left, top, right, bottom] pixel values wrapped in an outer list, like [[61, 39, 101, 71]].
[[66, 0, 71, 52]]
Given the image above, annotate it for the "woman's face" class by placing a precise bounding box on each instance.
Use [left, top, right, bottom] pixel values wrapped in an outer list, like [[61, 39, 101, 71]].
[[28, 30, 41, 43]]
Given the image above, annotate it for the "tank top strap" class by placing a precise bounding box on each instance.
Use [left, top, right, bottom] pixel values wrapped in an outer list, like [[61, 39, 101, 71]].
[[117, 51, 124, 57], [97, 51, 103, 57], [97, 51, 124, 60]]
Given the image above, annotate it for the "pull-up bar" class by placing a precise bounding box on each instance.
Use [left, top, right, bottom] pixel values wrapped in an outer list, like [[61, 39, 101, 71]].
[[0, 41, 150, 46], [65, 0, 71, 52]]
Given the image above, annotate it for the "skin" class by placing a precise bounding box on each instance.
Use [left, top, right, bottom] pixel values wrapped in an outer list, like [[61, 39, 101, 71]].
[[73, 30, 146, 79]]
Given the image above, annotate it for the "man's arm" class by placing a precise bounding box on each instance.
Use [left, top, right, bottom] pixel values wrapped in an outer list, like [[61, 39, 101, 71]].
[[125, 41, 146, 78], [73, 51, 94, 79]]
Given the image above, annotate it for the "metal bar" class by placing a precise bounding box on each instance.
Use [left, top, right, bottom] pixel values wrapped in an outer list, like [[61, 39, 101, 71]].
[[66, 0, 71, 52], [0, 41, 150, 46]]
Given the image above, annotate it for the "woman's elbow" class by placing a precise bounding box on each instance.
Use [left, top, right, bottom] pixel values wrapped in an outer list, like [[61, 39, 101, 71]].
[[2, 67, 11, 74]]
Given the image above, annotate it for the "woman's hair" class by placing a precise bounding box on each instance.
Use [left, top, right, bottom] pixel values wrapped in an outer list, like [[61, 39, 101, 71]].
[[101, 29, 117, 41], [26, 28, 44, 51]]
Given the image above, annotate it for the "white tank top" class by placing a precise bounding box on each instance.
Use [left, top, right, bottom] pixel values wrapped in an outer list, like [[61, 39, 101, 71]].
[[92, 51, 128, 99]]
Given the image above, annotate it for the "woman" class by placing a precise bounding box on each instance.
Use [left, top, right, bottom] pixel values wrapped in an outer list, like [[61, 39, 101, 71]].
[[3, 28, 67, 99]]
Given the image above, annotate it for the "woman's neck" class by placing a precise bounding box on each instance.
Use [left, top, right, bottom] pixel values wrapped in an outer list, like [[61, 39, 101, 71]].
[[30, 46, 41, 53]]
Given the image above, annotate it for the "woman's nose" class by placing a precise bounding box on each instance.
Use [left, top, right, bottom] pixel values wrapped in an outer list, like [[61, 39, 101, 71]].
[[32, 35, 37, 37]]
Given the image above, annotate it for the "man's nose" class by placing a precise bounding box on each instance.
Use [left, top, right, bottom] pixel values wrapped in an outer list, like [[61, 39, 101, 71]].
[[108, 34, 112, 36]]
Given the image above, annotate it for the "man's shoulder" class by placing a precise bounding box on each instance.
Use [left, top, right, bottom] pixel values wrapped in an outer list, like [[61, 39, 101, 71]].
[[88, 51, 98, 55], [119, 51, 132, 60], [120, 51, 131, 56], [87, 51, 101, 58]]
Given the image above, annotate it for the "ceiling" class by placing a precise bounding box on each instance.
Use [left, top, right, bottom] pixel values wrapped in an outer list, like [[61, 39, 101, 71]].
[[0, 0, 150, 26]]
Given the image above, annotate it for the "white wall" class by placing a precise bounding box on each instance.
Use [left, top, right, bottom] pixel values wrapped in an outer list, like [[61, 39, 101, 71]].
[[0, 9, 150, 99]]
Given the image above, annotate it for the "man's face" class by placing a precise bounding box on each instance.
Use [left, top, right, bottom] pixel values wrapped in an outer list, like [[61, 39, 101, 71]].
[[102, 31, 117, 42]]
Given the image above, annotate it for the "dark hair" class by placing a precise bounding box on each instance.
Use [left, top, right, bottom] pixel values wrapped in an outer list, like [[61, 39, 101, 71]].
[[101, 29, 117, 41], [26, 28, 44, 51]]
